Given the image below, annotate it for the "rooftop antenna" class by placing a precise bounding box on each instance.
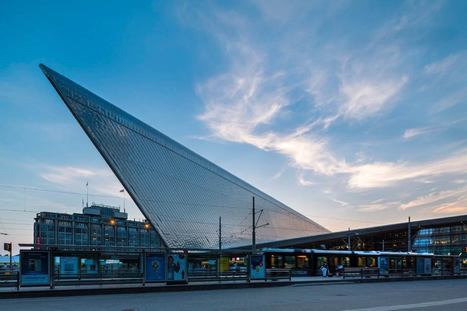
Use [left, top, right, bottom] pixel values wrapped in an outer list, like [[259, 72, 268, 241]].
[[120, 189, 126, 213], [86, 181, 89, 207]]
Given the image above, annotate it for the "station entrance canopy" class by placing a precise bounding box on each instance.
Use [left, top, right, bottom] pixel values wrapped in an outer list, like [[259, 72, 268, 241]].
[[40, 64, 328, 249]]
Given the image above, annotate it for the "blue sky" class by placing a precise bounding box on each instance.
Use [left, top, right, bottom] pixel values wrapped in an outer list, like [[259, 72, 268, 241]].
[[1, 0, 467, 254]]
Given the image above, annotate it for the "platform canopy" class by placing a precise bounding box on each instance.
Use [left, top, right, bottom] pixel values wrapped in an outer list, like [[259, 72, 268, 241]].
[[40, 64, 328, 249]]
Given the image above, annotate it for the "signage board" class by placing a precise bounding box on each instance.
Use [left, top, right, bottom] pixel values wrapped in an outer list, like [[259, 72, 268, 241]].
[[145, 254, 166, 282], [454, 257, 461, 274], [3, 242, 11, 252], [20, 251, 50, 286], [59, 257, 79, 275], [416, 257, 432, 275], [220, 256, 230, 273], [377, 256, 389, 276], [250, 254, 265, 280], [167, 253, 187, 283]]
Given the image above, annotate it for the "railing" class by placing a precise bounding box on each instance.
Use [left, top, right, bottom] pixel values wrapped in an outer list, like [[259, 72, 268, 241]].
[[188, 271, 248, 282], [0, 271, 19, 289], [343, 267, 380, 279], [266, 268, 291, 281]]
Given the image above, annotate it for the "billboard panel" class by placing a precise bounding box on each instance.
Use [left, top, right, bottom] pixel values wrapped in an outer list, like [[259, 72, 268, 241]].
[[250, 254, 265, 280], [167, 253, 187, 282], [416, 257, 432, 275], [60, 257, 79, 275], [20, 251, 50, 286], [145, 254, 166, 282], [377, 256, 389, 276]]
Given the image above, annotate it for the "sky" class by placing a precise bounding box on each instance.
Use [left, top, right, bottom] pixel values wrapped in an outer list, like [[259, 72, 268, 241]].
[[1, 0, 467, 254]]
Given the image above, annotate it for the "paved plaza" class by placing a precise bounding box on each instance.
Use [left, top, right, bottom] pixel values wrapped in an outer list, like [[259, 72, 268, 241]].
[[2, 279, 467, 311]]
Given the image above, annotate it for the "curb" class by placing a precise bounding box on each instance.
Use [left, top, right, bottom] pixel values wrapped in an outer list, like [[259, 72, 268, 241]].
[[1, 275, 466, 299]]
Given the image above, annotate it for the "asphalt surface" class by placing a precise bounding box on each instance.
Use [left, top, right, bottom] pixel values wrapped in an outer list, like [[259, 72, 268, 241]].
[[2, 279, 467, 311]]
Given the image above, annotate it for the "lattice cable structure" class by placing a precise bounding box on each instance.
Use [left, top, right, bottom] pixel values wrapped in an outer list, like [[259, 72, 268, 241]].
[[40, 64, 329, 249]]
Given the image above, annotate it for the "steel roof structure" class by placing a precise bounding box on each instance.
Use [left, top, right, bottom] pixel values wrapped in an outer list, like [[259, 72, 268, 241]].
[[40, 64, 328, 249]]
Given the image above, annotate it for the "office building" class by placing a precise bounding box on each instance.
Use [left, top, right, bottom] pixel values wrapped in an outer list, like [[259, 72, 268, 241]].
[[34, 204, 162, 252]]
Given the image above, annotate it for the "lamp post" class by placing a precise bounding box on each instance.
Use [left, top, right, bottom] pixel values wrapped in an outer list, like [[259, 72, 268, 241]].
[[109, 219, 116, 250]]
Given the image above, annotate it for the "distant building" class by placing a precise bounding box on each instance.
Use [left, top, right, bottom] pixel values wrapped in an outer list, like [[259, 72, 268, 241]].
[[34, 204, 164, 252]]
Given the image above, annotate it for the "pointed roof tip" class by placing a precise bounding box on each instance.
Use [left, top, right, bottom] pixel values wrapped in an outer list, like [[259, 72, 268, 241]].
[[39, 63, 49, 75]]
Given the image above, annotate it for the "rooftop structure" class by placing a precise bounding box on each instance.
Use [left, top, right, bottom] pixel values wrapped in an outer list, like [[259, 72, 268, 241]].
[[40, 64, 328, 250]]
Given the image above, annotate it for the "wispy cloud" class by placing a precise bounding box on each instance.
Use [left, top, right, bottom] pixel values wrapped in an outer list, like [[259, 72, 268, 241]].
[[339, 76, 408, 120], [39, 165, 125, 196], [403, 126, 438, 140], [400, 186, 467, 210], [347, 149, 467, 189], [425, 51, 467, 75], [433, 202, 467, 214], [41, 166, 98, 185], [180, 1, 467, 222]]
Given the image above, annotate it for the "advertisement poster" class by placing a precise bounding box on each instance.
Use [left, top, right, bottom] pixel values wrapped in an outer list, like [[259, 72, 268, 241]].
[[220, 256, 230, 273], [81, 258, 98, 274], [417, 258, 432, 275], [60, 257, 79, 275], [167, 253, 187, 282], [377, 256, 389, 276], [454, 257, 460, 274], [20, 251, 50, 286], [250, 254, 265, 280], [145, 254, 166, 282]]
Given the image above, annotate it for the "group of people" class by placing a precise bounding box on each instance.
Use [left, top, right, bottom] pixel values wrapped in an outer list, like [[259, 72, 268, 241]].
[[319, 263, 345, 277]]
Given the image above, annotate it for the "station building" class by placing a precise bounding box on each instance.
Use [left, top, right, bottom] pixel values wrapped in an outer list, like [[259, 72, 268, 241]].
[[27, 64, 465, 281]]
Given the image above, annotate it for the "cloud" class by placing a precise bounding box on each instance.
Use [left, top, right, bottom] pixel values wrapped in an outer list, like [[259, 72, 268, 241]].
[[356, 202, 393, 212], [400, 186, 467, 210], [297, 173, 315, 186], [403, 126, 437, 140], [433, 202, 467, 214], [339, 76, 408, 120], [432, 87, 467, 113], [40, 165, 124, 196], [347, 150, 467, 188], [41, 166, 97, 185], [425, 51, 467, 75]]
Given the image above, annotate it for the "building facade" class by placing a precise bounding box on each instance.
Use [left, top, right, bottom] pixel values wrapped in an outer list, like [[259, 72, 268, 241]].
[[34, 204, 163, 252]]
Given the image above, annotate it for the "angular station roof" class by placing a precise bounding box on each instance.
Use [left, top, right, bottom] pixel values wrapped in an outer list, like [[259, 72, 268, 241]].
[[40, 64, 328, 249]]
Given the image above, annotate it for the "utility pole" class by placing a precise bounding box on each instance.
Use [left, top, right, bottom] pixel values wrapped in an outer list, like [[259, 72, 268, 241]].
[[408, 216, 411, 252], [9, 242, 12, 271], [382, 239, 385, 251], [218, 216, 222, 280], [218, 216, 222, 255], [347, 228, 351, 251], [251, 196, 269, 255], [252, 197, 256, 254]]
